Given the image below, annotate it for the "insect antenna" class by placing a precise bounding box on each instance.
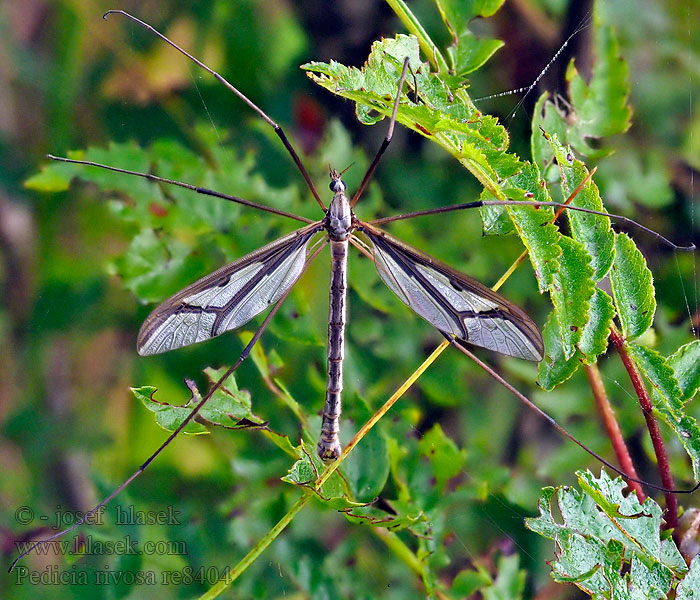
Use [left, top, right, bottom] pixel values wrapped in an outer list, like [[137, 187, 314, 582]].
[[8, 241, 327, 572], [473, 11, 593, 122], [103, 10, 326, 210]]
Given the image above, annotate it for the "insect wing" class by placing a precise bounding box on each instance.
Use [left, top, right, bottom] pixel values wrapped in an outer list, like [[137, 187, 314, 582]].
[[137, 224, 322, 356], [362, 226, 544, 361]]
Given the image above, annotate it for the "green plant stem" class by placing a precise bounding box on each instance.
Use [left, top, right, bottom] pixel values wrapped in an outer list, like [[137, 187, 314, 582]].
[[609, 327, 678, 529], [584, 363, 645, 501], [370, 528, 451, 600], [199, 342, 451, 598], [385, 0, 449, 72], [198, 492, 309, 599], [371, 527, 422, 576]]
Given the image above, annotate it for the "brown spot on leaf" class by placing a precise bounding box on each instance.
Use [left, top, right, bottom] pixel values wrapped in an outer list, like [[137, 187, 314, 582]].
[[415, 123, 431, 136]]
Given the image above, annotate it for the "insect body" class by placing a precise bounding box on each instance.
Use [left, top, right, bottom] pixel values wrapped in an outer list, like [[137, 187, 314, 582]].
[[134, 157, 544, 459]]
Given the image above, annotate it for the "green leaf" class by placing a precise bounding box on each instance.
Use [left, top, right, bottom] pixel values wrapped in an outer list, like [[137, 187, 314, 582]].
[[503, 163, 561, 293], [435, 0, 506, 76], [547, 134, 615, 281], [417, 424, 466, 491], [450, 565, 492, 597], [578, 288, 614, 362], [436, 0, 505, 75], [566, 19, 632, 155], [131, 386, 207, 434], [532, 11, 631, 161], [482, 554, 526, 600], [549, 237, 595, 358], [131, 369, 258, 435], [339, 395, 390, 502], [668, 340, 700, 402], [627, 344, 684, 418], [24, 157, 78, 191], [676, 556, 700, 599], [110, 228, 194, 303], [538, 311, 580, 390], [648, 341, 700, 479], [447, 34, 503, 77], [282, 443, 364, 510], [282, 451, 317, 486], [609, 233, 656, 340], [201, 367, 256, 423], [531, 94, 568, 174], [526, 470, 686, 597]]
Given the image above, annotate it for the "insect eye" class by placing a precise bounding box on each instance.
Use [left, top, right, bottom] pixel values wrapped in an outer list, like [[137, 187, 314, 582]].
[[329, 180, 346, 193]]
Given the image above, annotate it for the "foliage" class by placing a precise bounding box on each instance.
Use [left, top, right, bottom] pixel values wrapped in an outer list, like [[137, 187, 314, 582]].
[[2, 0, 699, 599]]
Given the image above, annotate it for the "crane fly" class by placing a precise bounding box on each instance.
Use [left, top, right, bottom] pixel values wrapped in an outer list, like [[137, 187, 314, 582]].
[[134, 163, 544, 457], [48, 10, 688, 461], [90, 11, 546, 461]]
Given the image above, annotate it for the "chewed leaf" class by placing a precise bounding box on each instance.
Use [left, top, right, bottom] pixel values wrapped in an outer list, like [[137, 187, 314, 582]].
[[132, 369, 257, 434], [303, 35, 524, 186], [132, 386, 207, 434], [526, 470, 686, 597], [609, 233, 655, 340], [566, 21, 632, 155], [282, 441, 354, 506], [202, 367, 256, 422], [531, 15, 631, 162]]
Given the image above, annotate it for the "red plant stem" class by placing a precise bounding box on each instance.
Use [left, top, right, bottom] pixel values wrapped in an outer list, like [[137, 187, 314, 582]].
[[609, 328, 678, 529], [584, 364, 645, 501]]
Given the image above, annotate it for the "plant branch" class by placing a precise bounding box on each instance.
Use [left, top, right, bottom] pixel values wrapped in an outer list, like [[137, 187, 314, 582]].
[[200, 341, 452, 597], [385, 0, 449, 72], [609, 327, 678, 529], [584, 363, 645, 501]]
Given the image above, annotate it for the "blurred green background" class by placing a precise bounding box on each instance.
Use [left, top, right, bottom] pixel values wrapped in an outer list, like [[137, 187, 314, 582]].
[[1, 0, 698, 598]]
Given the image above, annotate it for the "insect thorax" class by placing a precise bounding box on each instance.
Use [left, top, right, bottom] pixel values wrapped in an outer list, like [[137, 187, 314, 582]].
[[327, 190, 353, 241]]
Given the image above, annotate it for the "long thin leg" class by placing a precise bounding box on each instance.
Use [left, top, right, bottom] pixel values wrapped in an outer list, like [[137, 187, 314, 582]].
[[450, 336, 700, 495], [351, 56, 411, 208], [370, 199, 695, 251], [8, 241, 327, 572], [103, 10, 325, 210], [48, 154, 314, 224]]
